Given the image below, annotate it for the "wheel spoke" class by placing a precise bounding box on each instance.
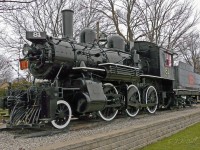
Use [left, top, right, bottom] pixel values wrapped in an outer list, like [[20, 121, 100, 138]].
[[98, 83, 118, 121], [126, 85, 140, 117], [51, 100, 72, 129], [145, 86, 158, 114]]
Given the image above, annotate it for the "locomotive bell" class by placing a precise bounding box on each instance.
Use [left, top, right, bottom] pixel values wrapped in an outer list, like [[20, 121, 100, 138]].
[[62, 9, 74, 39]]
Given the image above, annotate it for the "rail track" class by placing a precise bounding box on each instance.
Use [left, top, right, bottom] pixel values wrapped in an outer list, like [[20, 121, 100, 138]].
[[0, 107, 189, 137]]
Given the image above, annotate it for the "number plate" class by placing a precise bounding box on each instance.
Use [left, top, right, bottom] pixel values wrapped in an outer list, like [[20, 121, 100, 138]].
[[26, 31, 46, 41]]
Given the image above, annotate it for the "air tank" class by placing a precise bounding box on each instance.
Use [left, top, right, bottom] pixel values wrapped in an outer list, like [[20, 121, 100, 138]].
[[107, 34, 125, 51], [80, 28, 96, 44]]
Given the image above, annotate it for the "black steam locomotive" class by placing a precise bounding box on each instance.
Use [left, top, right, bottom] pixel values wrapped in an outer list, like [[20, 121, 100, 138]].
[[0, 9, 199, 129]]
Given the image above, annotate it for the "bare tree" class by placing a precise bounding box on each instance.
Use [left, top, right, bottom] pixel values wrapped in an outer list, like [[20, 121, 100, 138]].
[[1, 0, 75, 38], [176, 32, 200, 73], [135, 0, 199, 49], [0, 0, 35, 12], [73, 0, 112, 39], [0, 55, 12, 82], [93, 0, 138, 42], [0, 0, 109, 42]]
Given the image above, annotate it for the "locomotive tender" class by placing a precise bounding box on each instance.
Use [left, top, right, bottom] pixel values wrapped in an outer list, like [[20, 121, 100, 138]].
[[0, 9, 199, 129]]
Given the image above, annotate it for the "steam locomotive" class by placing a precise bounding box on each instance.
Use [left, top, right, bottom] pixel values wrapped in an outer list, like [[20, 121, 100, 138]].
[[0, 9, 199, 129]]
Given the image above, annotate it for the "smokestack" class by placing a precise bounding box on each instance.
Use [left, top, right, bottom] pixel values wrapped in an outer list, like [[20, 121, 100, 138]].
[[61, 9, 74, 39]]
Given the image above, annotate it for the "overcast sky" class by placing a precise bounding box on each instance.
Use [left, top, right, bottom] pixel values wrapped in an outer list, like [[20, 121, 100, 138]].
[[194, 0, 200, 11], [191, 0, 200, 31]]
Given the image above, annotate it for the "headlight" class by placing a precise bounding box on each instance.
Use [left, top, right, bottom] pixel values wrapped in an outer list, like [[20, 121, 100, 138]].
[[22, 44, 31, 56]]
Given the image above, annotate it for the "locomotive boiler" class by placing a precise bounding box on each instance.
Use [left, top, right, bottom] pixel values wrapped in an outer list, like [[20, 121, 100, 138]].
[[0, 9, 198, 129]]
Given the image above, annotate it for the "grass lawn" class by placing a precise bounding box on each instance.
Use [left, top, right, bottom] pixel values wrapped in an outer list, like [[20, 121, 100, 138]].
[[140, 122, 200, 150]]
